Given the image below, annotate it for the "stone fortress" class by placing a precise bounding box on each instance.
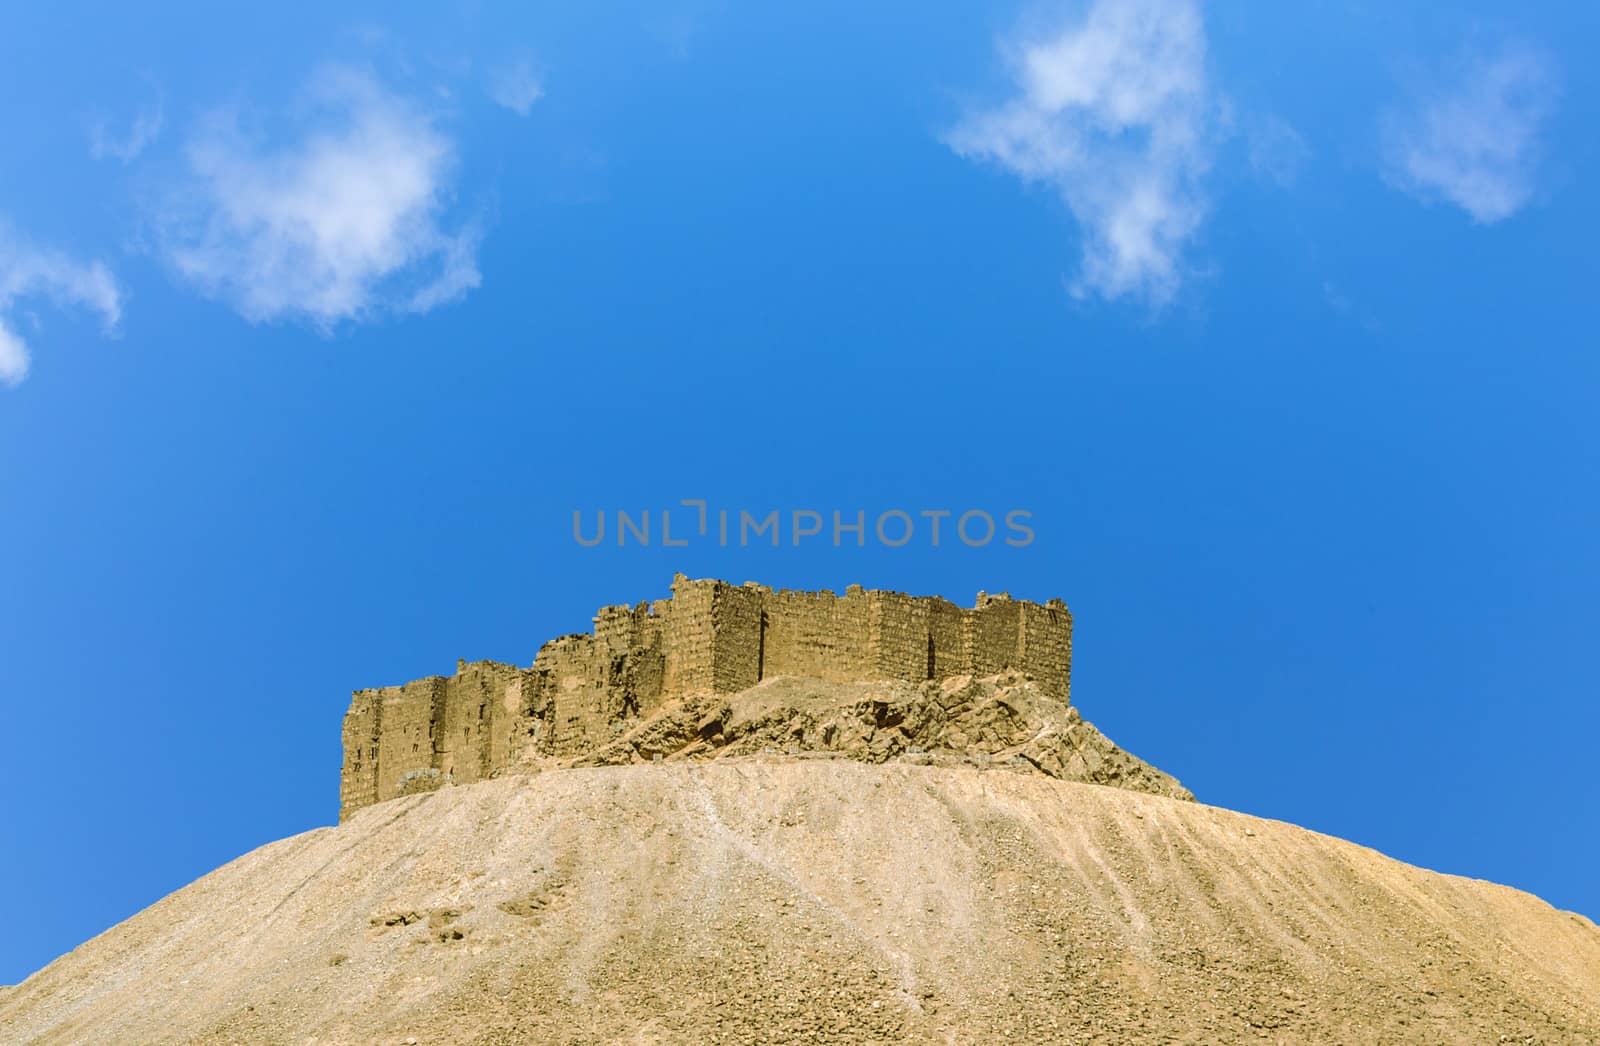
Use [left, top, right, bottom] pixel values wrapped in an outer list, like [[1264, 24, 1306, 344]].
[[340, 575, 1074, 821]]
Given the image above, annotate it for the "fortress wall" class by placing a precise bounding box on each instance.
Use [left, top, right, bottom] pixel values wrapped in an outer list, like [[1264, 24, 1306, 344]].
[[967, 596, 1022, 679], [759, 588, 872, 683], [374, 677, 447, 801], [339, 692, 382, 820], [833, 591, 873, 679], [339, 664, 536, 820], [433, 662, 525, 787], [339, 577, 1073, 819], [868, 590, 934, 682], [751, 589, 806, 680], [1017, 602, 1072, 701], [631, 604, 668, 711], [711, 584, 763, 692], [530, 635, 608, 757], [488, 668, 528, 770], [924, 600, 970, 682], [595, 603, 667, 718], [662, 578, 718, 695], [435, 671, 480, 785]]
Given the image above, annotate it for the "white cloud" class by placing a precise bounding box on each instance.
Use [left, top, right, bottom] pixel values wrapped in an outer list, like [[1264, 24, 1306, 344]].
[[1381, 43, 1559, 224], [0, 322, 28, 386], [165, 67, 480, 327], [488, 61, 544, 117], [90, 103, 164, 163], [0, 231, 123, 387], [946, 0, 1216, 305]]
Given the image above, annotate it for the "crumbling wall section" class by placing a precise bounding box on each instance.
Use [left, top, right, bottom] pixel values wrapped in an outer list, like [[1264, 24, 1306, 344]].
[[339, 691, 382, 820], [595, 602, 667, 718], [529, 634, 605, 758]]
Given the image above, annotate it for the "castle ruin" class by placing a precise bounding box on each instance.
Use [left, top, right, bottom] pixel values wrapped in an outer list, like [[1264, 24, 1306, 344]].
[[339, 575, 1072, 820]]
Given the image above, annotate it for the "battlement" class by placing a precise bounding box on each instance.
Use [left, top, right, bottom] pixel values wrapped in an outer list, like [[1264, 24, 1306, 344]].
[[339, 576, 1072, 820]]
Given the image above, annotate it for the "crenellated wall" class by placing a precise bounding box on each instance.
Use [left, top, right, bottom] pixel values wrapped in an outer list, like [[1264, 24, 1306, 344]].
[[339, 575, 1072, 820]]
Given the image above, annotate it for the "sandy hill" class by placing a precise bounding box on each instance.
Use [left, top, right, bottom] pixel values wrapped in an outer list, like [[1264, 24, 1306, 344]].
[[4, 756, 1598, 1044]]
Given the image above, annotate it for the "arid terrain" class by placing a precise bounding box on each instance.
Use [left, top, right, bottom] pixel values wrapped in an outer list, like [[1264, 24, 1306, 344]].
[[5, 756, 1598, 1044], [548, 673, 1194, 802]]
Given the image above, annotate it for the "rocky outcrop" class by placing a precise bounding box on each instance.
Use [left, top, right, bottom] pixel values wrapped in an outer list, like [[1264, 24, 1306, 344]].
[[567, 672, 1192, 801]]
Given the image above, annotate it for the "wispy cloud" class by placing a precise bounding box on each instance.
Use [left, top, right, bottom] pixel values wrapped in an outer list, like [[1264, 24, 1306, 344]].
[[1380, 43, 1559, 224], [90, 102, 164, 163], [0, 229, 123, 387], [1246, 115, 1308, 188], [487, 61, 544, 117], [163, 67, 480, 327], [946, 0, 1217, 305]]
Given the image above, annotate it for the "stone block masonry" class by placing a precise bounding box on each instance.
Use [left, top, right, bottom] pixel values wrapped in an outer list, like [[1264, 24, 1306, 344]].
[[339, 575, 1072, 820]]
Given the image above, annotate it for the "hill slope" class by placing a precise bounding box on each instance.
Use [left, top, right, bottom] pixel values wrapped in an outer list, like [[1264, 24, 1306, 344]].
[[4, 762, 1598, 1044]]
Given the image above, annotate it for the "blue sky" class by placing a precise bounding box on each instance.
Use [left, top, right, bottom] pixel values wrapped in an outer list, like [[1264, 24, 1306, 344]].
[[2, 1, 1597, 983]]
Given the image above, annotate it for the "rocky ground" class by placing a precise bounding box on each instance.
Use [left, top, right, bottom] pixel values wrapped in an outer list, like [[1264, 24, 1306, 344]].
[[5, 758, 1598, 1044], [555, 673, 1192, 802]]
